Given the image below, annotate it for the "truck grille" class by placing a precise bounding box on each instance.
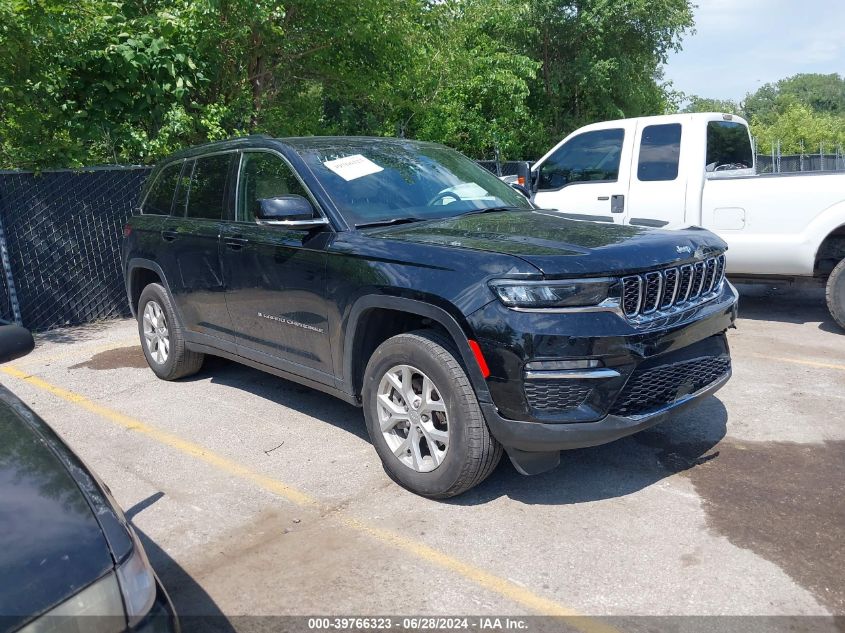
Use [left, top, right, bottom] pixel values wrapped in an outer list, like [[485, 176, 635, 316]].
[[621, 254, 726, 321], [524, 380, 592, 412], [610, 356, 730, 417]]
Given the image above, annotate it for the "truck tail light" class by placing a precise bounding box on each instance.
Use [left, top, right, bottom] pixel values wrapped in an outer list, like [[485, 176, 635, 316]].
[[123, 223, 132, 237]]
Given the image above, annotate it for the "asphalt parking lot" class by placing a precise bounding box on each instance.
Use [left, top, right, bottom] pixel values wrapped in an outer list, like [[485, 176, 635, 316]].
[[1, 286, 843, 630]]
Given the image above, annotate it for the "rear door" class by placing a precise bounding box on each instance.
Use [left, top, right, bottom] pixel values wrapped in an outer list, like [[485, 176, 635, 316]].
[[532, 122, 634, 224], [221, 150, 333, 378], [168, 153, 234, 343], [625, 119, 688, 228]]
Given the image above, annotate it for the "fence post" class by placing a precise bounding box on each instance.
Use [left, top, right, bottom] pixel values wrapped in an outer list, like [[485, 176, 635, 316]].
[[820, 142, 825, 171], [0, 207, 22, 325]]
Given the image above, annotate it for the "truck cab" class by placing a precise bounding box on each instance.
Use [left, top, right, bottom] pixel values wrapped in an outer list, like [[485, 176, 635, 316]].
[[530, 113, 845, 329], [532, 113, 754, 227]]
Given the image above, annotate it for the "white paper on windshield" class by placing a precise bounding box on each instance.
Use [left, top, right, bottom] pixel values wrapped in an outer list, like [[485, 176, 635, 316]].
[[323, 154, 384, 181]]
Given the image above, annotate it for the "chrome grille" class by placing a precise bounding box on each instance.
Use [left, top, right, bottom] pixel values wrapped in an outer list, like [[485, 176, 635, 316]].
[[619, 254, 726, 321]]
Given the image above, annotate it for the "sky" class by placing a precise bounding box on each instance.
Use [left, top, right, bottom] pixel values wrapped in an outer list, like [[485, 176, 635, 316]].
[[663, 0, 845, 103]]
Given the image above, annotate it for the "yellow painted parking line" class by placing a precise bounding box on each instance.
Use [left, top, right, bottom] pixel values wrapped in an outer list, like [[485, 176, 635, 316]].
[[0, 365, 619, 632], [750, 354, 845, 372]]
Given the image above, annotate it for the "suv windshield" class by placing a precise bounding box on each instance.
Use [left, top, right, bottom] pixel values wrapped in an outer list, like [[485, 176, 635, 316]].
[[291, 139, 531, 226]]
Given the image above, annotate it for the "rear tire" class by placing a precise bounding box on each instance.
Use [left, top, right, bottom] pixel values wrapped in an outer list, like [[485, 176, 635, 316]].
[[138, 283, 204, 380], [362, 330, 502, 498], [826, 258, 845, 331]]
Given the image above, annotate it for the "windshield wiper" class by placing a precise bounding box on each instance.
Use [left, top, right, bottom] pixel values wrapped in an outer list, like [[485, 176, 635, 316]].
[[458, 206, 529, 218], [355, 216, 428, 229], [355, 216, 431, 229]]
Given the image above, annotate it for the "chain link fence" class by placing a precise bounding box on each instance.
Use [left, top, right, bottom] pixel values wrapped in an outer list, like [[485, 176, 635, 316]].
[[756, 153, 845, 173], [0, 167, 152, 331]]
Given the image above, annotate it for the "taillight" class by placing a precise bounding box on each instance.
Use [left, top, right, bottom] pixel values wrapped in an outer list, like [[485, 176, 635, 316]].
[[123, 223, 132, 237]]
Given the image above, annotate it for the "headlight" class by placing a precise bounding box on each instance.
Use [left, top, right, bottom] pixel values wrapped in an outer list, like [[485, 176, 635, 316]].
[[489, 278, 618, 309], [116, 527, 157, 627]]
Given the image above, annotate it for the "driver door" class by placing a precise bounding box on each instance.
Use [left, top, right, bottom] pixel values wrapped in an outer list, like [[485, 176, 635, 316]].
[[221, 150, 334, 378], [532, 124, 634, 224]]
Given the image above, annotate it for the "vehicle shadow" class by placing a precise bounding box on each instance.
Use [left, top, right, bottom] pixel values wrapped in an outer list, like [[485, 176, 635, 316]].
[[733, 283, 839, 332], [190, 356, 369, 443], [449, 396, 728, 507], [126, 495, 237, 633], [188, 356, 729, 507]]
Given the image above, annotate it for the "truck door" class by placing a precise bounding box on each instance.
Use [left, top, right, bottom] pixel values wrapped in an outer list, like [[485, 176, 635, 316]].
[[625, 120, 687, 228], [532, 124, 633, 224]]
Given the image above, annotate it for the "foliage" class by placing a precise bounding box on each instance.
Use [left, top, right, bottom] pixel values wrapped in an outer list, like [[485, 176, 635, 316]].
[[681, 96, 742, 116], [685, 74, 845, 155], [0, 0, 695, 168], [744, 73, 845, 124], [751, 103, 845, 155]]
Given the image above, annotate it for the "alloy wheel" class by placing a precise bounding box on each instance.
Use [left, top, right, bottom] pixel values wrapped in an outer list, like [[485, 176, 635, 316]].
[[142, 300, 170, 364], [377, 364, 449, 472]]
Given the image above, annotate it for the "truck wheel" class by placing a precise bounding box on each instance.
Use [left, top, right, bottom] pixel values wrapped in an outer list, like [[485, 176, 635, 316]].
[[362, 330, 502, 498], [137, 283, 204, 380], [826, 259, 845, 331]]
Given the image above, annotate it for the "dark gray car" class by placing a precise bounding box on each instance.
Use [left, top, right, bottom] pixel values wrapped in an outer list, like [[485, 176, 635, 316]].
[[0, 325, 178, 633]]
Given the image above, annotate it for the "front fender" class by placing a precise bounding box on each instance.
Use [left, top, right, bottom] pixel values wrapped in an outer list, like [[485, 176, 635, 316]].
[[340, 294, 493, 404]]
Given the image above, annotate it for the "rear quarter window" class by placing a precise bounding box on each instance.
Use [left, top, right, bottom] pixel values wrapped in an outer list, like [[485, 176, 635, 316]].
[[142, 163, 182, 215]]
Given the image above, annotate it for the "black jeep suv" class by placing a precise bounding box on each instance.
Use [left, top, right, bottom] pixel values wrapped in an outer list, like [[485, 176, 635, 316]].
[[122, 136, 737, 498]]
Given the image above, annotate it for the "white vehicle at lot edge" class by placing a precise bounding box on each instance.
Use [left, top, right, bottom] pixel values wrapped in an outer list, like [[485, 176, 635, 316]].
[[528, 112, 845, 328]]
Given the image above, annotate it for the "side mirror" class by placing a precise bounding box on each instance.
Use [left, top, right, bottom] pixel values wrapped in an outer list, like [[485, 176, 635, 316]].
[[510, 183, 531, 199], [0, 324, 34, 363], [256, 195, 327, 227]]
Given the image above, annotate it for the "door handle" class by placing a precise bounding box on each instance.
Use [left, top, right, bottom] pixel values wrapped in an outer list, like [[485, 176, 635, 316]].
[[610, 194, 625, 214], [597, 196, 610, 201], [224, 236, 249, 251], [161, 229, 178, 242]]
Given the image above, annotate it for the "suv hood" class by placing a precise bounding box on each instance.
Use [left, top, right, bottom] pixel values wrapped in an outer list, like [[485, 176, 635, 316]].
[[371, 211, 726, 277], [0, 389, 113, 628]]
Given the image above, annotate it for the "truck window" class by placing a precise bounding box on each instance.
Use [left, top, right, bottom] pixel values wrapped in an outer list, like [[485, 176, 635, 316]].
[[237, 152, 311, 223], [538, 129, 625, 190], [185, 154, 232, 220], [637, 124, 681, 181], [142, 163, 182, 215], [706, 121, 753, 172]]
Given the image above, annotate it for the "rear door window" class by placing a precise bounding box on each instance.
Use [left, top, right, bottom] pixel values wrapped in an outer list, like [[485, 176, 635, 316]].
[[637, 123, 682, 181], [143, 163, 182, 215], [538, 129, 625, 190], [185, 154, 232, 220]]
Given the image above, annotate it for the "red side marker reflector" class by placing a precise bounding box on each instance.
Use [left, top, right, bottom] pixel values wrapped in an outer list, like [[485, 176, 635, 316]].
[[468, 339, 490, 378], [123, 224, 132, 237]]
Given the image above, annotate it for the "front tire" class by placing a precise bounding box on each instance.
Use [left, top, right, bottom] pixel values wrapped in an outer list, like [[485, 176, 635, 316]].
[[137, 283, 204, 380], [362, 331, 501, 498], [826, 258, 845, 331]]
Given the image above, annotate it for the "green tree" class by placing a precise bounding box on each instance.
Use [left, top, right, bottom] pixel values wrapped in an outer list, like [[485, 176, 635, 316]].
[[744, 73, 845, 123], [682, 95, 742, 115], [517, 0, 694, 155], [750, 102, 845, 155]]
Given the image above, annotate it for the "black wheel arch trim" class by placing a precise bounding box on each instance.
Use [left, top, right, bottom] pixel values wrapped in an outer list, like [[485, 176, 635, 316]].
[[126, 258, 180, 322], [341, 295, 492, 403]]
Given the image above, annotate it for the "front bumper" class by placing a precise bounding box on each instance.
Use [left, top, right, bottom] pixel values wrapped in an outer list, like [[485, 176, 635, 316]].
[[468, 282, 737, 473], [132, 577, 179, 633]]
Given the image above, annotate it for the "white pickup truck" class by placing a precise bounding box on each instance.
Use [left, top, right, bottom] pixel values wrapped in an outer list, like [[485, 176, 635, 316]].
[[526, 112, 845, 329]]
